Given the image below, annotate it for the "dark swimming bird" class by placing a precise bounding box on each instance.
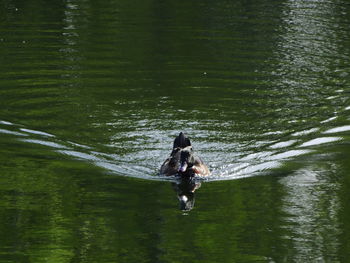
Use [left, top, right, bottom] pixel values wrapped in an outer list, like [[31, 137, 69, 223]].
[[160, 132, 210, 177]]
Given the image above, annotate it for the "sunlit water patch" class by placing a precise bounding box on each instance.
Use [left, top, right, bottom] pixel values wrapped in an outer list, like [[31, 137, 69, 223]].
[[280, 166, 341, 260]]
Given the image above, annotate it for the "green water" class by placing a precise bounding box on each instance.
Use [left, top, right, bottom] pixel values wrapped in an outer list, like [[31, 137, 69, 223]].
[[1, 0, 350, 261]]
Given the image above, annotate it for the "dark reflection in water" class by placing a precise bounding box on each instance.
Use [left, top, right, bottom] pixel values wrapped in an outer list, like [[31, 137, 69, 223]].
[[171, 178, 201, 211]]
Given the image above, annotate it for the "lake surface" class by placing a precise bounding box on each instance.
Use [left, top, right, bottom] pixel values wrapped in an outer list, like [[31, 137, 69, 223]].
[[1, 0, 350, 261]]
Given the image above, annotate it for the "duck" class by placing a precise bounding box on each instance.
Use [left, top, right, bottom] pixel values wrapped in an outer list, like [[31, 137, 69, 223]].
[[160, 132, 210, 177]]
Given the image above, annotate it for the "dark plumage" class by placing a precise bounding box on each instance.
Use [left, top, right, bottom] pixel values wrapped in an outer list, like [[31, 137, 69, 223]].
[[160, 132, 210, 177]]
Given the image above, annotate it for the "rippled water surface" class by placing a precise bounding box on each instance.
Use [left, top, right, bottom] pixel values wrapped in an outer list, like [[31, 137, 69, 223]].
[[1, 0, 350, 261]]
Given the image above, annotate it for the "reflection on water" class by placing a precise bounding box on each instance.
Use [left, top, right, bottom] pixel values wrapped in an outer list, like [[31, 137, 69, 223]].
[[1, 0, 350, 261], [280, 167, 341, 261], [172, 178, 201, 211], [299, 137, 342, 147], [324, 125, 350, 134]]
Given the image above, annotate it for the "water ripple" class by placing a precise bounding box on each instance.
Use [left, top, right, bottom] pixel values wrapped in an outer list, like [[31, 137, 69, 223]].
[[299, 137, 342, 147], [1, 119, 349, 182], [323, 125, 350, 134]]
